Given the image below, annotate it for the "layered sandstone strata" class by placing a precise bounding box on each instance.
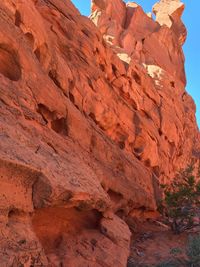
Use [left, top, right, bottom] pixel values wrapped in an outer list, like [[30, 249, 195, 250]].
[[0, 0, 199, 266]]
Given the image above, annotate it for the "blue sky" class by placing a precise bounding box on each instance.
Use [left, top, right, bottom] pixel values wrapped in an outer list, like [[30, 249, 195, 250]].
[[72, 0, 200, 128]]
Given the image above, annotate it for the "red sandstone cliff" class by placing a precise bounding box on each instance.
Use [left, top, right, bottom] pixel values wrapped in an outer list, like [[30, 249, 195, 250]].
[[0, 0, 199, 266]]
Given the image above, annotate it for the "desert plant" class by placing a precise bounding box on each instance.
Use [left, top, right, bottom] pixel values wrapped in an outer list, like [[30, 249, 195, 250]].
[[170, 247, 183, 256], [187, 234, 200, 266], [156, 260, 181, 267], [159, 164, 200, 234]]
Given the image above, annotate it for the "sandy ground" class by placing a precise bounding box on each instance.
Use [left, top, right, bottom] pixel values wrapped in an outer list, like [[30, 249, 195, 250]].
[[127, 220, 199, 267]]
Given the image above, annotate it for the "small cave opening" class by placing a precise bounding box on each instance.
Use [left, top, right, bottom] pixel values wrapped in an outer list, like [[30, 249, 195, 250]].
[[99, 63, 105, 72], [144, 159, 151, 167], [48, 69, 62, 89], [34, 43, 48, 65], [133, 146, 144, 155], [51, 117, 68, 136], [89, 112, 98, 125], [87, 77, 94, 91], [24, 32, 35, 50], [115, 209, 125, 219], [158, 129, 163, 136], [132, 71, 141, 85], [15, 10, 21, 27], [111, 64, 118, 75], [69, 92, 75, 104], [8, 209, 18, 219], [32, 207, 101, 254], [0, 44, 21, 81], [170, 81, 175, 88], [37, 103, 53, 124], [118, 141, 125, 150], [34, 47, 41, 62], [107, 189, 123, 203]]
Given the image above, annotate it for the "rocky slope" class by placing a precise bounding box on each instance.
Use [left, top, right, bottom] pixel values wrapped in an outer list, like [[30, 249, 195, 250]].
[[0, 0, 199, 266]]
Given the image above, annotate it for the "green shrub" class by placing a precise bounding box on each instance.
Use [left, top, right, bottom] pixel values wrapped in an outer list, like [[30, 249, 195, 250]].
[[187, 234, 200, 266], [159, 164, 200, 234], [156, 259, 182, 267], [170, 247, 183, 256]]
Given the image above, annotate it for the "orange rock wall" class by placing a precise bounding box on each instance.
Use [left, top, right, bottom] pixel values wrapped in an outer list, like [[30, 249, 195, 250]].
[[0, 0, 199, 265]]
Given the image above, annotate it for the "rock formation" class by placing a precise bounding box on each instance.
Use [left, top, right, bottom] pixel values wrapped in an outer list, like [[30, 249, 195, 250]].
[[0, 0, 199, 266]]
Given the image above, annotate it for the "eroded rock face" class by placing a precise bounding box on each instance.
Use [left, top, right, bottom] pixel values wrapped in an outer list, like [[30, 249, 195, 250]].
[[0, 0, 199, 266], [153, 0, 187, 45]]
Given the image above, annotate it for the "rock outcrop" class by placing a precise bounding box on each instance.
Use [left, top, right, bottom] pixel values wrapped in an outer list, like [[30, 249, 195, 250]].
[[0, 0, 199, 266]]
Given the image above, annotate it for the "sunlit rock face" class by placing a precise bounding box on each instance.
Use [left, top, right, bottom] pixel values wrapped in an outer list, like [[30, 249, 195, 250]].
[[0, 0, 199, 266], [153, 0, 187, 45], [91, 0, 187, 84]]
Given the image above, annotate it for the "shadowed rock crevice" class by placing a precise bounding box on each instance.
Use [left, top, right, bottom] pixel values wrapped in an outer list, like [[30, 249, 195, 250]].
[[34, 43, 48, 68], [24, 32, 35, 49], [51, 117, 68, 136], [15, 10, 21, 27], [0, 44, 21, 81], [32, 175, 52, 209], [48, 69, 62, 89], [32, 207, 101, 253], [37, 104, 68, 135], [107, 189, 123, 203]]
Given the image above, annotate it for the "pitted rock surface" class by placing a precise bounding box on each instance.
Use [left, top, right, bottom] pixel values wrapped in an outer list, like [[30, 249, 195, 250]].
[[0, 0, 199, 266]]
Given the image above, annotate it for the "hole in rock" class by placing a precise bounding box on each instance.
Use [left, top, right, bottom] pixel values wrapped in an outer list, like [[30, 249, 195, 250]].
[[94, 47, 99, 54], [8, 209, 25, 223], [89, 112, 98, 124], [32, 207, 101, 253], [0, 45, 21, 81], [144, 159, 151, 167], [34, 47, 41, 61], [8, 209, 18, 218], [101, 182, 107, 191], [107, 189, 123, 203], [132, 71, 141, 85], [142, 110, 152, 120], [116, 209, 125, 219], [49, 70, 62, 89], [34, 43, 48, 65], [99, 64, 105, 72], [69, 92, 80, 110], [51, 118, 68, 136], [15, 10, 21, 27], [87, 77, 94, 90], [32, 176, 52, 209], [24, 32, 34, 49], [112, 64, 117, 75], [170, 81, 175, 88], [158, 129, 163, 136], [69, 92, 75, 103], [81, 28, 90, 37], [133, 146, 144, 155], [169, 141, 175, 157], [37, 104, 55, 123], [135, 154, 142, 160], [118, 141, 125, 150]]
